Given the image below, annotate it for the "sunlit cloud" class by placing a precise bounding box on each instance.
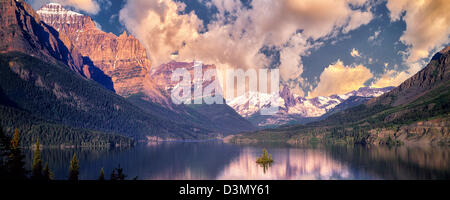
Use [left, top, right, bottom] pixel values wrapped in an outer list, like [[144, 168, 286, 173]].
[[308, 60, 373, 98], [119, 0, 374, 97], [386, 0, 450, 62], [350, 48, 361, 57], [369, 0, 450, 89], [371, 69, 409, 88], [368, 29, 381, 45]]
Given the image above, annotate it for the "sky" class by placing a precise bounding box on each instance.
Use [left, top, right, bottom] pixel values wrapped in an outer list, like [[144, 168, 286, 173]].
[[26, 0, 450, 98]]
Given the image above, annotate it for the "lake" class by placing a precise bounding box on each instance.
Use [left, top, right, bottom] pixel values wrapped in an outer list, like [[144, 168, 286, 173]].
[[24, 141, 450, 180]]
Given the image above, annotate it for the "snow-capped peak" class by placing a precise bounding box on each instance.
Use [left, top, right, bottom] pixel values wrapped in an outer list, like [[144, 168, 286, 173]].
[[37, 3, 83, 17], [227, 86, 394, 119]]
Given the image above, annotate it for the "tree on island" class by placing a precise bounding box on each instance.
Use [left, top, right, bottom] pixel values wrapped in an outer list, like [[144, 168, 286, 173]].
[[68, 153, 79, 181], [256, 148, 273, 164]]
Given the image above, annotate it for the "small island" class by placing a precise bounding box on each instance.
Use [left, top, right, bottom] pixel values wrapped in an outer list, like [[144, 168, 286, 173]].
[[256, 148, 273, 164]]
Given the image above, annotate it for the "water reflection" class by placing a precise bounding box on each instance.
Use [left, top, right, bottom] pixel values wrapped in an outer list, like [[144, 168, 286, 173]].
[[23, 142, 450, 180], [258, 163, 271, 174], [217, 147, 355, 180]]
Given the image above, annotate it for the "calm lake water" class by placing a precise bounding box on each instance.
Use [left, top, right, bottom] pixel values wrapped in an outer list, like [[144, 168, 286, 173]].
[[24, 142, 450, 180]]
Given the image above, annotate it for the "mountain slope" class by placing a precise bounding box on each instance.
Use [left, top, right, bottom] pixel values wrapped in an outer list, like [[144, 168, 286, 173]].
[[0, 0, 83, 74], [0, 52, 212, 142], [369, 46, 450, 107], [231, 47, 450, 145]]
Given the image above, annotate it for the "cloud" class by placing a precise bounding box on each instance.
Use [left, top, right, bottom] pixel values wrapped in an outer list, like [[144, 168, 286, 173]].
[[308, 60, 373, 98], [371, 69, 409, 88], [371, 61, 425, 88], [386, 0, 450, 63], [370, 0, 450, 89], [350, 48, 361, 57], [347, 0, 368, 7], [343, 9, 373, 33], [368, 30, 380, 42], [119, 0, 203, 68], [28, 0, 107, 14], [119, 0, 374, 96], [94, 21, 102, 30]]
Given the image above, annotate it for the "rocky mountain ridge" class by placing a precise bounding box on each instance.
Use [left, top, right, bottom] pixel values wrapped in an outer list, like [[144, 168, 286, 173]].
[[0, 0, 84, 75], [37, 3, 151, 96], [228, 86, 393, 126]]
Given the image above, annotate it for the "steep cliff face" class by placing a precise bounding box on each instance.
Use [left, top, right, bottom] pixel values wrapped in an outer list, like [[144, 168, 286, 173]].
[[0, 0, 83, 75], [37, 3, 151, 96]]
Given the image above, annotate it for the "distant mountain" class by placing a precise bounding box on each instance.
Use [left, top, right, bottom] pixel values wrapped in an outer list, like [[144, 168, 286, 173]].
[[227, 86, 393, 127], [322, 96, 373, 118], [231, 46, 450, 146], [134, 61, 256, 134]]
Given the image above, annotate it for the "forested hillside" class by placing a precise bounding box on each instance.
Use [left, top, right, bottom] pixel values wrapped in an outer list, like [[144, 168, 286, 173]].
[[0, 52, 214, 145]]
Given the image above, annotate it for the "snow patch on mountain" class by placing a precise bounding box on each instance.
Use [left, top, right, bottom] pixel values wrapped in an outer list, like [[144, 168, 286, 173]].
[[37, 3, 82, 16], [227, 86, 394, 126]]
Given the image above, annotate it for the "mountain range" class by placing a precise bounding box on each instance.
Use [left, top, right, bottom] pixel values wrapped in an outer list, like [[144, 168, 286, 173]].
[[231, 46, 450, 145], [228, 86, 393, 127]]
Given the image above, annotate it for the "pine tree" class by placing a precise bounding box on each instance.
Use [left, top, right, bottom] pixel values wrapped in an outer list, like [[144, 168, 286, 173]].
[[31, 139, 43, 180], [10, 129, 20, 149], [256, 148, 273, 164], [98, 168, 105, 181], [43, 162, 54, 180], [68, 153, 79, 181], [7, 129, 27, 180]]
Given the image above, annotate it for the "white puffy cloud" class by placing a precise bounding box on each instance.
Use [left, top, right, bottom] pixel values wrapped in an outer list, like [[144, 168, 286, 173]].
[[371, 69, 409, 88], [386, 0, 450, 62], [119, 0, 203, 68], [343, 10, 373, 33], [368, 30, 380, 42], [350, 48, 361, 57], [371, 0, 450, 89], [371, 60, 425, 88], [308, 60, 373, 98], [119, 0, 374, 96]]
